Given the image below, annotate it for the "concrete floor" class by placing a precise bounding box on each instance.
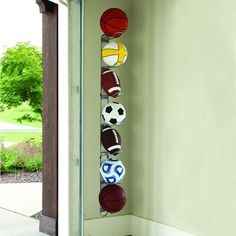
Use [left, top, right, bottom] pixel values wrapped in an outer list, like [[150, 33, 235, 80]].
[[0, 183, 42, 216], [0, 183, 46, 236], [0, 208, 46, 236]]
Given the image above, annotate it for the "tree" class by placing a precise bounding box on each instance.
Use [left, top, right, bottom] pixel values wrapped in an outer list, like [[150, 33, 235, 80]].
[[0, 42, 42, 122]]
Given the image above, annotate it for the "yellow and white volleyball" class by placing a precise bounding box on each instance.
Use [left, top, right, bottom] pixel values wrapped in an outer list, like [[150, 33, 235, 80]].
[[102, 41, 128, 67]]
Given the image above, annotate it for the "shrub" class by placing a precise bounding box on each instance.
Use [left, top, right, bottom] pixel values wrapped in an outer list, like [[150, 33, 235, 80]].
[[25, 156, 42, 172], [0, 151, 17, 173], [0, 138, 42, 173]]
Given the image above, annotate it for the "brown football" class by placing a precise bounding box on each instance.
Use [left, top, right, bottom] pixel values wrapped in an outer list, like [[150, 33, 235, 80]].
[[101, 126, 121, 155], [101, 70, 121, 97]]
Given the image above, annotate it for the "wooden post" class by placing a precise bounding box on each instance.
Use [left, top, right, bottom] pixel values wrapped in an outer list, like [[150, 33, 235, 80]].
[[36, 1, 58, 235]]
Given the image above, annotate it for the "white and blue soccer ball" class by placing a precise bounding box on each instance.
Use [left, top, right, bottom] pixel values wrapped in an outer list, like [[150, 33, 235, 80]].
[[100, 159, 125, 184]]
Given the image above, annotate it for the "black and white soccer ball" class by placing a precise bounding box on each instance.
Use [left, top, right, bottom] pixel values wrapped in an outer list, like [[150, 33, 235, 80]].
[[102, 102, 126, 126], [100, 159, 126, 184]]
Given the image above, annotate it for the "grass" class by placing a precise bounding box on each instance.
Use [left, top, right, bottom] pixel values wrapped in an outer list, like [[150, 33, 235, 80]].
[[0, 103, 42, 128], [0, 132, 42, 143], [0, 105, 42, 173]]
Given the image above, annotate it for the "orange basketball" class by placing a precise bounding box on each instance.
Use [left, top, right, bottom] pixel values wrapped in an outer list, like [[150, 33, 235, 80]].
[[100, 8, 128, 38], [99, 184, 126, 213]]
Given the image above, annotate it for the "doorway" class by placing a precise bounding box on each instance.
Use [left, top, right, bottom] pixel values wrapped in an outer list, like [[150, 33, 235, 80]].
[[0, 1, 43, 235], [0, 0, 59, 235]]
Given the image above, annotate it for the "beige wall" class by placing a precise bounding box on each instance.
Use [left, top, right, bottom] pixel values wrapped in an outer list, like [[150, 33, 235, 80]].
[[129, 0, 236, 236], [83, 0, 131, 219]]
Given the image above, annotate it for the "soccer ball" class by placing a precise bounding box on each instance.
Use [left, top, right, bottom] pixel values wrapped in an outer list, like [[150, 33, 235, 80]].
[[100, 159, 126, 184], [102, 102, 126, 126]]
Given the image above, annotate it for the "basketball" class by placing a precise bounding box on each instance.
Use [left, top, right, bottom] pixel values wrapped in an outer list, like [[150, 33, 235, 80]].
[[99, 184, 126, 213], [102, 41, 128, 67], [100, 8, 128, 38]]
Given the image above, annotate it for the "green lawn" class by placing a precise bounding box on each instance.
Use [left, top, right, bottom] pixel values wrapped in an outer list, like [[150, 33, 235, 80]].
[[0, 103, 42, 128], [0, 132, 42, 143], [0, 103, 42, 143]]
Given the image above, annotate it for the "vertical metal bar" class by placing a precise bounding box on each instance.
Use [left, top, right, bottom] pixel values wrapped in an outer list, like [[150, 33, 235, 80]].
[[79, 0, 84, 235], [100, 35, 110, 217]]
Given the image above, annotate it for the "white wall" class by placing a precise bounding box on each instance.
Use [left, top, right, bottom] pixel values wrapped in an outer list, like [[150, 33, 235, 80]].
[[129, 0, 236, 236], [58, 2, 69, 236]]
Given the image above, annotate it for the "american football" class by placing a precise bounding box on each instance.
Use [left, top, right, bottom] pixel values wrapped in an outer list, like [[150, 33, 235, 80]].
[[101, 126, 121, 155], [101, 70, 121, 97]]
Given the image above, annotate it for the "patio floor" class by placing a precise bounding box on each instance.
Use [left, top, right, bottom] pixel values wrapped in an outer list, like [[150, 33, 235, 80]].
[[0, 183, 46, 236]]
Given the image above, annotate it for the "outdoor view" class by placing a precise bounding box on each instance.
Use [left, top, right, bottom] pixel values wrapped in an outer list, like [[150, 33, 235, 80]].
[[0, 42, 42, 177], [0, 1, 44, 235]]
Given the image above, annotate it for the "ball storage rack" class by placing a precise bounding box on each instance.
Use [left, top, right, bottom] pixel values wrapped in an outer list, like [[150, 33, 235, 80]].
[[100, 34, 110, 216], [100, 34, 123, 216]]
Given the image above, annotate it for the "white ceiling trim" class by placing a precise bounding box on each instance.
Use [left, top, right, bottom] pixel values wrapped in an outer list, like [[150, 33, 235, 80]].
[[49, 0, 68, 7]]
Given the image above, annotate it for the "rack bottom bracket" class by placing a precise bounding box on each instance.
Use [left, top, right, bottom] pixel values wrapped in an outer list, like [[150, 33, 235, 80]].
[[100, 207, 108, 217]]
